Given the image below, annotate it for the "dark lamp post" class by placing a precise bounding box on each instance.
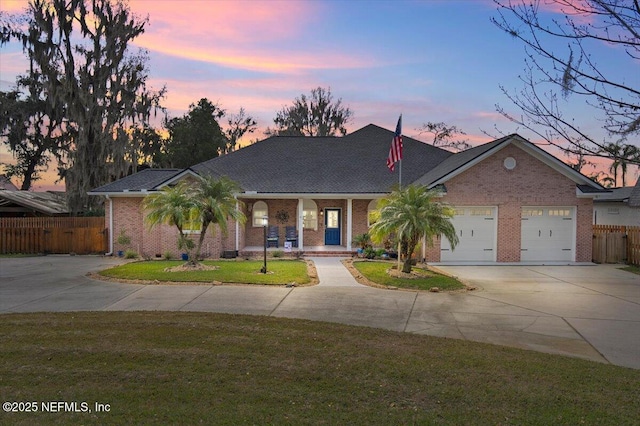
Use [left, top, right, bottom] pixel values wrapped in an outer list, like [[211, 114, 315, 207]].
[[260, 215, 268, 273]]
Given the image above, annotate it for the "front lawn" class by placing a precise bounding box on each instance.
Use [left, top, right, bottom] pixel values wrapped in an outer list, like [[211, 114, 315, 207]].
[[99, 259, 310, 285], [352, 260, 465, 290], [1, 312, 638, 425]]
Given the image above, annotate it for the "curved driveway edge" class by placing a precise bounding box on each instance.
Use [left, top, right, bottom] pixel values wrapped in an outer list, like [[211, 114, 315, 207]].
[[1, 256, 638, 370]]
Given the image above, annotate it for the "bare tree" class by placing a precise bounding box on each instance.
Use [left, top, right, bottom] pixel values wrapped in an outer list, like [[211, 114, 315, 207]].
[[492, 0, 640, 166], [225, 107, 257, 153], [417, 122, 471, 152]]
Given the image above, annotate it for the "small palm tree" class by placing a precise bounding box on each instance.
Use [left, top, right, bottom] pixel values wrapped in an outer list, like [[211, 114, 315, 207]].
[[370, 185, 458, 273], [192, 176, 246, 260], [142, 181, 197, 261]]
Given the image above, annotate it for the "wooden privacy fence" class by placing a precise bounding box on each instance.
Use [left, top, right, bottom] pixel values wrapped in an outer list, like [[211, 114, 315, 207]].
[[0, 217, 107, 255], [593, 225, 640, 266]]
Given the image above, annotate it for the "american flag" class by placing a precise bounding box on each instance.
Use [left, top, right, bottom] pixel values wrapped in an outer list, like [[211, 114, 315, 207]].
[[386, 115, 403, 172]]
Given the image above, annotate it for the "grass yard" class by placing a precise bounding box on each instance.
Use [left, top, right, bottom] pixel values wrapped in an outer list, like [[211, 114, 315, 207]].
[[352, 260, 465, 291], [0, 312, 638, 425], [620, 264, 640, 275], [99, 259, 310, 285]]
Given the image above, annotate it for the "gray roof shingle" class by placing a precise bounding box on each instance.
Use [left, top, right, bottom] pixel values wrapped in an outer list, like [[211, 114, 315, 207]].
[[90, 125, 604, 196], [90, 168, 182, 193], [192, 124, 453, 194]]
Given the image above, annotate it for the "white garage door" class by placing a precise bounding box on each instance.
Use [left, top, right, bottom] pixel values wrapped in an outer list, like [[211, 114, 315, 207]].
[[441, 207, 496, 262], [521, 207, 575, 262]]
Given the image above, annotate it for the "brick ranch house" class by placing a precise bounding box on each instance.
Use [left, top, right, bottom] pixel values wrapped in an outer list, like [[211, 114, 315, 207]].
[[89, 124, 605, 264]]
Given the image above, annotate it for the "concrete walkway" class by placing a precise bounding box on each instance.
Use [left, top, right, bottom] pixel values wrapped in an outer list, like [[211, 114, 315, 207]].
[[308, 257, 363, 287], [1, 256, 639, 370]]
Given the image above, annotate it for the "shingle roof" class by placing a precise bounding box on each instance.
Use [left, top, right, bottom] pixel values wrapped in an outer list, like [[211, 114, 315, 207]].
[[593, 186, 632, 202], [412, 136, 511, 187], [89, 168, 182, 193], [0, 175, 18, 191], [192, 124, 453, 194], [0, 191, 69, 215], [90, 125, 604, 196]]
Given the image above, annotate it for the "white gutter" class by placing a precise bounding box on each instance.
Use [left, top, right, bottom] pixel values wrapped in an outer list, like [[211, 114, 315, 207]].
[[105, 195, 114, 256], [238, 192, 387, 200]]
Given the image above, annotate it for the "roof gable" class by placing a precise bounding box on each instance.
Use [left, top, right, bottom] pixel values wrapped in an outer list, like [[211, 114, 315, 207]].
[[413, 134, 603, 190]]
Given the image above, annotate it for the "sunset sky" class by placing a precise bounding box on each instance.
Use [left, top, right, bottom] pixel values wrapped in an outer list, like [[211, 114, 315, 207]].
[[0, 0, 638, 190]]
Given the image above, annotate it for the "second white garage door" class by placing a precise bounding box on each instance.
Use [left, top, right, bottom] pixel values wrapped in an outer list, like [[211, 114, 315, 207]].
[[441, 207, 496, 262], [521, 207, 575, 262]]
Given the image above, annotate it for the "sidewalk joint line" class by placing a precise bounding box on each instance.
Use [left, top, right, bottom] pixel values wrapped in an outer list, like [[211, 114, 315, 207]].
[[403, 292, 419, 333], [269, 287, 295, 316]]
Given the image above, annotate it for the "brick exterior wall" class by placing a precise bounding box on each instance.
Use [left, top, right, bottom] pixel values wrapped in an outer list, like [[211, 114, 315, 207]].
[[434, 144, 593, 262], [110, 197, 238, 259], [107, 143, 592, 262]]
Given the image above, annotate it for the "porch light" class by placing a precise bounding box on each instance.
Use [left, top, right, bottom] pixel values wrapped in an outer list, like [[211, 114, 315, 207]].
[[261, 215, 268, 274]]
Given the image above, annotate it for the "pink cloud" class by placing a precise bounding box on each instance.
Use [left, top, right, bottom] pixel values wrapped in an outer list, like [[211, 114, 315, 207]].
[[131, 1, 316, 44], [531, 0, 597, 24], [0, 0, 27, 13], [130, 1, 374, 74]]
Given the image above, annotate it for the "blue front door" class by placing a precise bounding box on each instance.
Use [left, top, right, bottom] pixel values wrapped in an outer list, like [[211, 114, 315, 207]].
[[324, 209, 341, 245]]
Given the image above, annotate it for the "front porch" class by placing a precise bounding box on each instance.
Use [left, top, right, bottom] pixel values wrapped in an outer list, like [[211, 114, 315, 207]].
[[240, 245, 356, 258]]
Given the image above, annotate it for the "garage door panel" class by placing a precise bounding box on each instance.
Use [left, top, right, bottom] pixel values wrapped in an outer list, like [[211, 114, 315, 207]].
[[441, 207, 496, 262], [521, 207, 574, 262]]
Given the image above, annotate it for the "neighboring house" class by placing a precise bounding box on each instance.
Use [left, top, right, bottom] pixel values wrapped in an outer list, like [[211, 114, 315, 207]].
[[593, 179, 640, 226], [0, 190, 69, 217], [90, 124, 605, 264], [0, 175, 18, 191]]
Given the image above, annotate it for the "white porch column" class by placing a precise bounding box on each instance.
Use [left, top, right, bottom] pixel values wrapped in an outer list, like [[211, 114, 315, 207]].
[[297, 198, 304, 251], [235, 200, 240, 251], [346, 198, 353, 251]]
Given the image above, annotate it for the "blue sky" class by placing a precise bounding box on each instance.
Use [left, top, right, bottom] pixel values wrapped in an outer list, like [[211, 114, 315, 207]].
[[1, 0, 637, 188]]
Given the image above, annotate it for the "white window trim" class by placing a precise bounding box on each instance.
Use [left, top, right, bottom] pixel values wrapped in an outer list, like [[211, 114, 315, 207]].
[[303, 199, 318, 231], [252, 201, 268, 227]]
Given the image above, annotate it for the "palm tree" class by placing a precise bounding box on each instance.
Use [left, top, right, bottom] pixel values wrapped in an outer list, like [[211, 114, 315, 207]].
[[192, 176, 246, 260], [619, 145, 639, 187], [369, 185, 459, 273], [142, 181, 197, 261], [602, 142, 639, 187]]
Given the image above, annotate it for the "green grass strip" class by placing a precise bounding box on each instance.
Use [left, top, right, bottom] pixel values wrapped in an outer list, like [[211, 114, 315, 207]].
[[353, 260, 465, 290], [99, 260, 309, 285]]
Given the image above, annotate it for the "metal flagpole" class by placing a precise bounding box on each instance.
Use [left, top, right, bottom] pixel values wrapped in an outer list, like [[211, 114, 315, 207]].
[[397, 115, 402, 273]]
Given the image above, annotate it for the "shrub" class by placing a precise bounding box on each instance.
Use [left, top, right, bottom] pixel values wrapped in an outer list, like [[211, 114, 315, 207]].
[[116, 229, 131, 247], [352, 233, 372, 250], [124, 249, 138, 259], [164, 251, 174, 260], [363, 247, 377, 259], [272, 250, 284, 258]]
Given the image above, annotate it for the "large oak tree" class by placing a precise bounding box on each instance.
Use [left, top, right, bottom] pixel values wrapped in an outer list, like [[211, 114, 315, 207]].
[[1, 0, 164, 212], [268, 87, 353, 137]]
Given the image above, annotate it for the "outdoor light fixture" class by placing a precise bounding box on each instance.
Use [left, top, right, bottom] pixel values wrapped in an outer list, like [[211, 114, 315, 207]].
[[261, 215, 268, 274]]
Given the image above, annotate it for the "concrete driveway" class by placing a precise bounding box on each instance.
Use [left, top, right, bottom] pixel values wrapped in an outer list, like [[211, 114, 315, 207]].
[[1, 256, 638, 370], [430, 265, 640, 370]]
